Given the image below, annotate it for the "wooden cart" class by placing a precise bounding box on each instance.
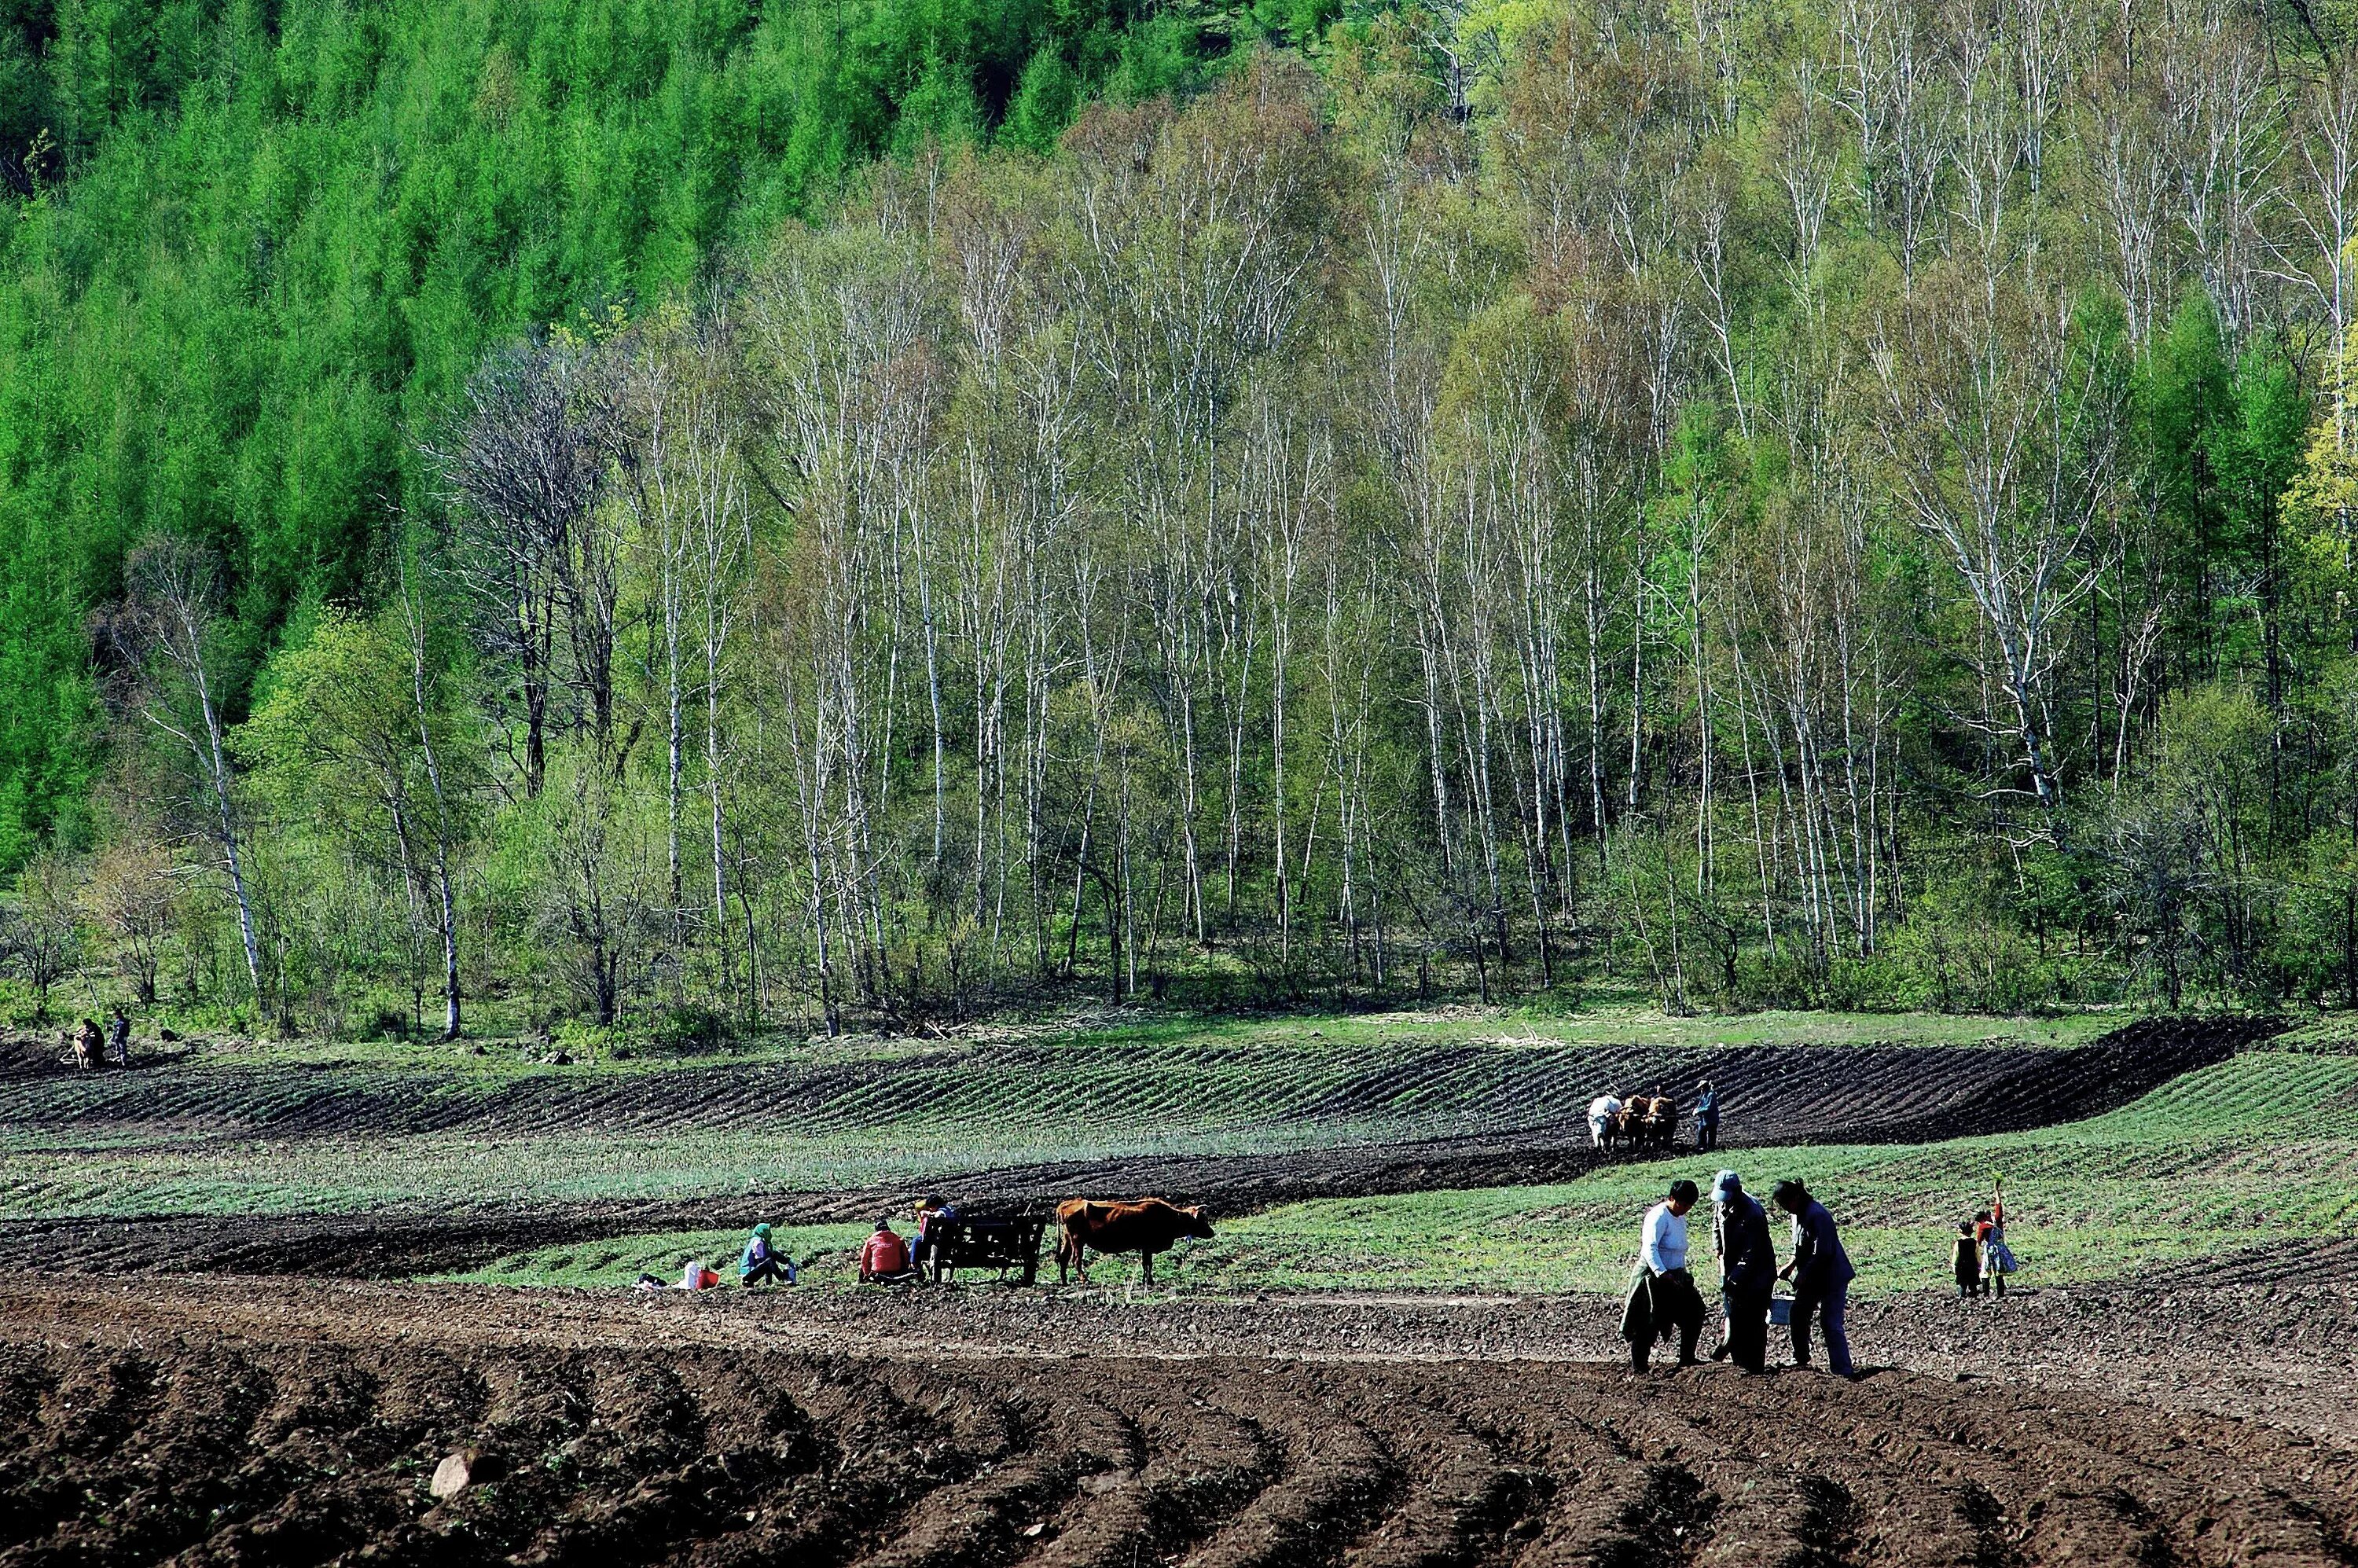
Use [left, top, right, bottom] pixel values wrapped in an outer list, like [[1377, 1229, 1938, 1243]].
[[924, 1210, 1049, 1285]]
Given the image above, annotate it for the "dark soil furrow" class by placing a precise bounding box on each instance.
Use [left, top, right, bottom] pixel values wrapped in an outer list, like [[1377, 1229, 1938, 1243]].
[[0, 1313, 2351, 1568], [1016, 1388, 1280, 1568], [1173, 1401, 1396, 1568]]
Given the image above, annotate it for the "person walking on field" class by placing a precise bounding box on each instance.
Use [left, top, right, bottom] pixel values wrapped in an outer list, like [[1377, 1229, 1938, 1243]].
[[1709, 1170, 1776, 1372], [106, 1009, 131, 1068], [1695, 1081, 1722, 1153], [1773, 1178, 1857, 1378], [1620, 1179, 1707, 1373]]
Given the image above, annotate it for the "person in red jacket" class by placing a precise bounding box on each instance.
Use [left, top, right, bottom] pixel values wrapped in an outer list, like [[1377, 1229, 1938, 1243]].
[[860, 1219, 913, 1283]]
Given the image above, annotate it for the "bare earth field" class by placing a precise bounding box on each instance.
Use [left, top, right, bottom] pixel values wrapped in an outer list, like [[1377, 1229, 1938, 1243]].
[[0, 1272, 2353, 1567], [2, 1011, 2353, 1564]]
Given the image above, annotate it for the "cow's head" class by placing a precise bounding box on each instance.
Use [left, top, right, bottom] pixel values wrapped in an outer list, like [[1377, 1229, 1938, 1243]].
[[1181, 1205, 1215, 1240]]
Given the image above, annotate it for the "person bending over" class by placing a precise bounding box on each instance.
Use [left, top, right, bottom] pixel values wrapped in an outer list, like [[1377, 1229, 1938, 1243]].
[[1773, 1179, 1856, 1378]]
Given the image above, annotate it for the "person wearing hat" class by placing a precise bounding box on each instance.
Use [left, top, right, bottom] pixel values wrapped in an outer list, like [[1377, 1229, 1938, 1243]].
[[1709, 1170, 1776, 1372], [1772, 1178, 1855, 1376], [909, 1194, 958, 1276], [739, 1222, 795, 1287], [1619, 1178, 1707, 1373]]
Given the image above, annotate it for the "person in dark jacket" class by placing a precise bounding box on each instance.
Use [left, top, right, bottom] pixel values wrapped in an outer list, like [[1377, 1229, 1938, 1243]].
[[1772, 1178, 1856, 1377], [1695, 1082, 1722, 1152], [1620, 1179, 1706, 1373], [1709, 1170, 1776, 1372], [106, 1009, 131, 1068]]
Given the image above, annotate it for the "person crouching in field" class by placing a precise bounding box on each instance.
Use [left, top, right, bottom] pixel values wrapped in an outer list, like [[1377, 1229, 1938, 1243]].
[[1952, 1221, 1982, 1298], [1710, 1171, 1775, 1372], [860, 1219, 914, 1283], [739, 1223, 795, 1287], [1622, 1179, 1706, 1373]]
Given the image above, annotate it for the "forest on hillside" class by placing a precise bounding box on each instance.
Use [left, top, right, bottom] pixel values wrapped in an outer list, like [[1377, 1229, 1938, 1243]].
[[7, 0, 2358, 1037]]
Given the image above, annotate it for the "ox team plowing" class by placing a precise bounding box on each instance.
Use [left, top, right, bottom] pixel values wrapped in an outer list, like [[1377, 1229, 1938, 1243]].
[[1589, 1082, 1716, 1151], [718, 1082, 1732, 1298]]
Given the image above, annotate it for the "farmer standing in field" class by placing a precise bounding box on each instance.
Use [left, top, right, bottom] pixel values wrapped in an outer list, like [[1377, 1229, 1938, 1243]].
[[1773, 1178, 1857, 1378], [1709, 1170, 1776, 1372], [1621, 1178, 1707, 1373], [1695, 1081, 1722, 1152]]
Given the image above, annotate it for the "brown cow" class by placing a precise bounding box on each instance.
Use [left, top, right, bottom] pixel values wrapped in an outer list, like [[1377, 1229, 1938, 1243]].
[[1640, 1093, 1679, 1151], [1054, 1198, 1214, 1286]]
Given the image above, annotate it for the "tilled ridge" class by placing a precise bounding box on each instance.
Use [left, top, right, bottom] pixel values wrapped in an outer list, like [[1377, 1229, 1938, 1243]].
[[4, 1317, 2353, 1568]]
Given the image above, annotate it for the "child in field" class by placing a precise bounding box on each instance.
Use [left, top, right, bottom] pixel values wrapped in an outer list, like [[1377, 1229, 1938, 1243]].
[[1981, 1179, 2015, 1298], [1951, 1221, 1982, 1298]]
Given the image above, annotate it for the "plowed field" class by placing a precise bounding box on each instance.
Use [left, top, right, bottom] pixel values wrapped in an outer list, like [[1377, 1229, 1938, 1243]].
[[0, 1018, 2279, 1278], [1, 1013, 2350, 1564], [0, 1277, 2352, 1568]]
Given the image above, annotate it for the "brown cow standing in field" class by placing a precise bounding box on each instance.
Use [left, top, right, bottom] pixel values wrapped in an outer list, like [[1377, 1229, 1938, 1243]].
[[1054, 1198, 1214, 1286], [1642, 1092, 1679, 1151]]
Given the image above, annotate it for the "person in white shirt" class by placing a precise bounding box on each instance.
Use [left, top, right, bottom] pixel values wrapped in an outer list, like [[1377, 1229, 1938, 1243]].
[[1644, 1190, 1691, 1272], [1620, 1179, 1706, 1372]]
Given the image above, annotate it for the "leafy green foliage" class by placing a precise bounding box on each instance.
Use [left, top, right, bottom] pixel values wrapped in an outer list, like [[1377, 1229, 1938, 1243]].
[[0, 0, 1235, 860], [3, 0, 2354, 1029]]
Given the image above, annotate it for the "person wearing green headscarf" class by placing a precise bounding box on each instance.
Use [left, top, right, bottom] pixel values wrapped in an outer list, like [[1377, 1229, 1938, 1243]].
[[740, 1222, 795, 1287]]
